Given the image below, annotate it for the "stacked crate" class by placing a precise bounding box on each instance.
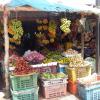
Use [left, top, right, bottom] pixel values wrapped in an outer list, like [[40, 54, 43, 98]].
[[67, 67, 77, 95], [67, 66, 91, 94], [40, 78, 67, 99], [78, 74, 100, 100], [10, 73, 38, 100], [57, 63, 68, 74]]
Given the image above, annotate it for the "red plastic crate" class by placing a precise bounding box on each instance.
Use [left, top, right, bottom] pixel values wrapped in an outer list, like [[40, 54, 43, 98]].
[[67, 80, 77, 95]]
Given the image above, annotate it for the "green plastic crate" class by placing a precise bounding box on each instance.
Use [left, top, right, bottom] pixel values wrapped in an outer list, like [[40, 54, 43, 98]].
[[11, 87, 39, 100], [10, 73, 38, 91]]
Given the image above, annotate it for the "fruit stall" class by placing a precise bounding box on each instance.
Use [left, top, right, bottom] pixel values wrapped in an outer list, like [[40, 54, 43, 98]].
[[0, 0, 100, 100]]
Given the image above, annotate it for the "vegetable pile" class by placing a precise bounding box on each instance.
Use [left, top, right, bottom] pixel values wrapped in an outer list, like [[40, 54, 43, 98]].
[[23, 50, 45, 64], [12, 57, 35, 75], [41, 73, 66, 79]]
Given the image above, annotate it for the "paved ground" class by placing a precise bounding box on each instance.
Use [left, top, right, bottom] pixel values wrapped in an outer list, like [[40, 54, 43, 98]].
[[39, 93, 80, 100], [0, 92, 10, 100], [0, 91, 80, 100]]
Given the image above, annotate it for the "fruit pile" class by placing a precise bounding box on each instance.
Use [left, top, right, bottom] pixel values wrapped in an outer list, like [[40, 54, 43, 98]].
[[35, 32, 50, 45], [8, 19, 24, 45], [78, 74, 99, 85], [9, 54, 20, 67], [43, 51, 70, 64], [12, 57, 35, 75], [62, 49, 78, 57], [41, 73, 66, 79], [36, 19, 48, 24], [36, 19, 48, 31], [60, 18, 71, 34], [23, 50, 45, 64]]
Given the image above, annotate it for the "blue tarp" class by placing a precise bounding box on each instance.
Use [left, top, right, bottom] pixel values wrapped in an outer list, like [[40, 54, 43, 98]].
[[8, 0, 75, 11], [0, 0, 98, 13]]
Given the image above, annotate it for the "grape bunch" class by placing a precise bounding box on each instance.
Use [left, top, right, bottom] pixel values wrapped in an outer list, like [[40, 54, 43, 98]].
[[60, 18, 71, 34]]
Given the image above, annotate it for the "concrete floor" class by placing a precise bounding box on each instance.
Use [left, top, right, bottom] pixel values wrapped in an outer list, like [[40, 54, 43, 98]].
[[0, 91, 80, 100], [0, 92, 10, 100], [39, 93, 80, 100]]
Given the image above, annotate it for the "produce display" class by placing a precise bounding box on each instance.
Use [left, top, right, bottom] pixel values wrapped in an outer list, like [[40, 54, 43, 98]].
[[85, 57, 96, 73], [36, 19, 48, 31], [60, 18, 71, 34], [66, 54, 90, 68], [36, 19, 48, 24], [48, 20, 57, 38], [12, 57, 35, 75], [68, 54, 83, 63], [69, 61, 90, 68], [23, 50, 45, 64], [8, 19, 24, 45], [78, 73, 100, 85], [43, 50, 74, 64], [35, 32, 50, 45], [62, 49, 78, 57], [41, 72, 66, 79], [9, 54, 20, 67]]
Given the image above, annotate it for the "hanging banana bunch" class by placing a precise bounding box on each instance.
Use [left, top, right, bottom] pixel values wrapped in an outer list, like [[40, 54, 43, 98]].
[[60, 18, 71, 35], [48, 20, 57, 38], [8, 19, 24, 45]]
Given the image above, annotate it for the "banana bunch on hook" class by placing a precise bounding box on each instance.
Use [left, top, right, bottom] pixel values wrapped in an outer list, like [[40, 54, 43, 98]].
[[60, 18, 71, 35]]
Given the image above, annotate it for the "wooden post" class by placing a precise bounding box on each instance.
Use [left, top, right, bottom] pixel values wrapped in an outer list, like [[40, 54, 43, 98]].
[[3, 6, 10, 98], [96, 15, 100, 74]]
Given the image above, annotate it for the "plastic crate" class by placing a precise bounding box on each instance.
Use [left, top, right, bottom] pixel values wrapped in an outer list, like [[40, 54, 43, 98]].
[[31, 63, 57, 73], [41, 84, 67, 99], [41, 78, 67, 86], [78, 74, 100, 100], [10, 73, 38, 91], [57, 63, 68, 74], [67, 66, 91, 82], [78, 83, 100, 100], [11, 87, 39, 100], [67, 80, 77, 95]]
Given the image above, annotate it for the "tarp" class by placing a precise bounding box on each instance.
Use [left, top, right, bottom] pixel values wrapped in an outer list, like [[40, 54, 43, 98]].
[[0, 0, 74, 11], [0, 0, 100, 13]]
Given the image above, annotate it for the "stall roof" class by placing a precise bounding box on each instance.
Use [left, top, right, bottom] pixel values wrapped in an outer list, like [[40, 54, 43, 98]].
[[0, 0, 100, 13]]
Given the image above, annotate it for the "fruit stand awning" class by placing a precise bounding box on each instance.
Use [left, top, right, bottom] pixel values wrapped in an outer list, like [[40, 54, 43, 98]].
[[0, 0, 100, 13]]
